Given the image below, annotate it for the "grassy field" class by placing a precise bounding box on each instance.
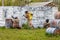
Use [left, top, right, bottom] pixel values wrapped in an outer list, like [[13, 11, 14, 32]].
[[0, 28, 60, 40]]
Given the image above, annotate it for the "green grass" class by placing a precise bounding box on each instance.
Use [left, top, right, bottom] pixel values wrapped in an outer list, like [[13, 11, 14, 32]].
[[0, 28, 60, 40]]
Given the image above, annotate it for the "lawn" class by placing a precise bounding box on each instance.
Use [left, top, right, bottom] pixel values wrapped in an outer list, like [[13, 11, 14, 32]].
[[0, 28, 60, 40]]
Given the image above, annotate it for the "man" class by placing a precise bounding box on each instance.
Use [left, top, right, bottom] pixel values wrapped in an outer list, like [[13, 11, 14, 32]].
[[55, 12, 60, 19], [50, 20, 57, 28], [46, 20, 60, 35], [24, 11, 33, 28], [44, 19, 50, 28], [12, 17, 21, 29]]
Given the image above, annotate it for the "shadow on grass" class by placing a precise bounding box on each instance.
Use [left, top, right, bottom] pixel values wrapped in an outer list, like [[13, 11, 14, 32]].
[[0, 26, 5, 29], [45, 33, 60, 37]]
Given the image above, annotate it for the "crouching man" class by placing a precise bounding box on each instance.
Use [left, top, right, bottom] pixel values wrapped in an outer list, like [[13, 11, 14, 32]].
[[12, 17, 21, 29], [43, 19, 50, 28]]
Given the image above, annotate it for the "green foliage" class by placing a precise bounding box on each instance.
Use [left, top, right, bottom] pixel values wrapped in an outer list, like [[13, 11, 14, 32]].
[[0, 0, 2, 6], [53, 0, 60, 11], [22, 23, 31, 29], [2, 0, 30, 6], [0, 0, 47, 6], [31, 0, 47, 2], [53, 0, 60, 5]]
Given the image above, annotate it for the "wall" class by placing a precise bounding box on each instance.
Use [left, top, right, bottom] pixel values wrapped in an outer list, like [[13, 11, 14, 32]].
[[0, 6, 58, 28]]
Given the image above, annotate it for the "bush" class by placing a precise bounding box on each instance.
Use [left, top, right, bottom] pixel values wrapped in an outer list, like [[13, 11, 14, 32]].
[[22, 23, 31, 29]]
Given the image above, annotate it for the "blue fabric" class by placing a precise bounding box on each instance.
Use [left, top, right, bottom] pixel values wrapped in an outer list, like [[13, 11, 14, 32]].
[[5, 21, 12, 28]]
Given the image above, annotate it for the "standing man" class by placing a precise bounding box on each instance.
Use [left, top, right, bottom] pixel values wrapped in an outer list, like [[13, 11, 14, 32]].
[[24, 11, 33, 28]]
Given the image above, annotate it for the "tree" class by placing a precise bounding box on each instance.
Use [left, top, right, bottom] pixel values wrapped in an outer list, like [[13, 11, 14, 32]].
[[32, 0, 47, 2], [0, 0, 2, 6], [53, 0, 60, 11], [1, 0, 48, 6]]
